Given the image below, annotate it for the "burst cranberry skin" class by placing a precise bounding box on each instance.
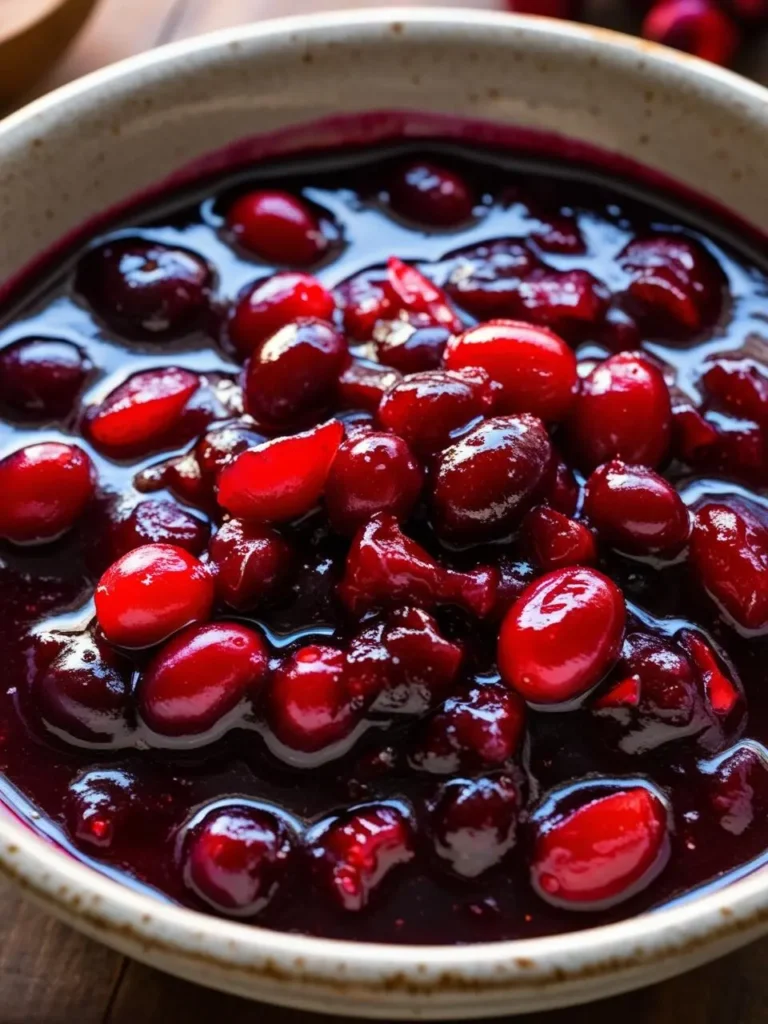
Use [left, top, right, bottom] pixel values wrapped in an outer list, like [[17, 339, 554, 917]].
[[309, 804, 415, 911], [338, 513, 498, 619], [64, 768, 140, 851], [387, 161, 474, 227], [0, 442, 95, 544], [642, 0, 740, 68], [432, 414, 552, 543], [529, 780, 671, 909], [385, 258, 464, 334], [524, 505, 597, 570], [325, 432, 423, 535], [567, 352, 672, 470], [499, 567, 625, 706], [85, 367, 200, 455], [689, 499, 768, 632], [542, 451, 580, 516], [430, 776, 520, 878], [701, 741, 768, 836], [0, 338, 92, 418], [378, 367, 496, 456], [229, 272, 335, 357], [702, 358, 768, 425], [375, 324, 449, 374], [266, 645, 362, 754], [75, 238, 212, 339], [110, 499, 210, 558], [584, 461, 691, 557], [209, 519, 294, 610], [183, 804, 296, 915], [217, 419, 343, 522], [244, 318, 348, 426], [95, 543, 215, 649], [139, 622, 268, 737], [445, 320, 577, 422], [227, 190, 328, 266]]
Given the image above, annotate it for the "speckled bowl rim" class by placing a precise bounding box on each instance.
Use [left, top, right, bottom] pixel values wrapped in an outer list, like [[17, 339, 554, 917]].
[[1, 9, 768, 1017]]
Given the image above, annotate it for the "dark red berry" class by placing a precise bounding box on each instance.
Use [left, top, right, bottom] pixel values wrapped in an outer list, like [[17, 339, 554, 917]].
[[642, 0, 740, 67], [445, 238, 541, 320], [227, 190, 328, 265], [499, 268, 609, 342], [375, 323, 449, 374], [702, 358, 768, 425], [430, 776, 519, 878], [337, 360, 402, 411], [0, 338, 91, 418], [109, 498, 210, 559], [209, 519, 294, 610], [229, 272, 335, 357], [523, 505, 597, 570], [498, 567, 625, 706], [541, 450, 580, 516], [335, 268, 392, 341], [387, 161, 474, 227], [701, 741, 768, 836], [64, 768, 140, 851], [0, 442, 94, 544]]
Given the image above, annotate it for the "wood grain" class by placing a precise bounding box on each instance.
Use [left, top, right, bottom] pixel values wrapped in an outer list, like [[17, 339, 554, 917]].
[[4, 0, 768, 1020]]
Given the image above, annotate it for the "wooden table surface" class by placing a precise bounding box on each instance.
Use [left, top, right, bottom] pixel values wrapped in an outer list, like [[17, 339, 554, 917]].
[[3, 1, 768, 1021]]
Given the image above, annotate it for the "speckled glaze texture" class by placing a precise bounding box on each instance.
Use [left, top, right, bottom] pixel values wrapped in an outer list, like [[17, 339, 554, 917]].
[[1, 9, 768, 1017]]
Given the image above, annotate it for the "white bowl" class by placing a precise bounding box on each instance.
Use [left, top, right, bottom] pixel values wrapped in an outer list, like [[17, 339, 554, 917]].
[[1, 9, 768, 1018]]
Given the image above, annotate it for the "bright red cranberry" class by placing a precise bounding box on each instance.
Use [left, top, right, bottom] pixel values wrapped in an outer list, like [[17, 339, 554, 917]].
[[0, 442, 94, 544], [338, 360, 402, 411], [217, 418, 343, 522], [64, 768, 140, 851], [139, 622, 267, 737], [523, 505, 596, 571], [227, 190, 328, 266], [325, 432, 422, 535], [209, 519, 294, 610], [642, 0, 740, 67], [445, 238, 541, 320], [410, 684, 526, 774], [266, 645, 362, 754], [85, 367, 200, 455], [541, 450, 580, 516], [702, 358, 768, 425], [244, 318, 348, 426], [338, 513, 497, 619], [0, 338, 92, 418], [387, 161, 474, 227], [445, 320, 577, 422], [431, 414, 552, 543], [499, 566, 625, 706], [309, 803, 415, 911], [109, 499, 210, 559], [378, 367, 497, 456], [690, 499, 768, 632], [618, 234, 726, 336], [567, 352, 672, 470], [584, 460, 690, 557], [344, 607, 463, 716], [385, 257, 464, 334], [183, 803, 296, 915], [75, 238, 211, 339], [529, 780, 671, 909], [701, 741, 768, 836], [229, 272, 335, 357], [375, 323, 449, 374], [33, 631, 131, 743], [430, 776, 519, 878], [95, 543, 214, 648]]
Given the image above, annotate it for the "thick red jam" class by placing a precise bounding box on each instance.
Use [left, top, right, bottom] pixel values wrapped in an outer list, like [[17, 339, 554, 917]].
[[1, 142, 768, 945]]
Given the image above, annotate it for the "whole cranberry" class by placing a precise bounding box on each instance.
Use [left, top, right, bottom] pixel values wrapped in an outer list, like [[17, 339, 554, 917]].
[[84, 367, 200, 456], [642, 0, 740, 68], [689, 499, 768, 632], [702, 358, 768, 425], [109, 498, 210, 559], [266, 645, 363, 755], [309, 803, 415, 911], [445, 238, 542, 320], [375, 323, 449, 374], [410, 684, 526, 774], [325, 432, 423, 535], [75, 238, 212, 339], [387, 161, 475, 227], [378, 367, 497, 456], [618, 234, 726, 336], [338, 360, 402, 411], [227, 190, 328, 266], [338, 513, 498, 619], [584, 460, 691, 557], [95, 543, 214, 648], [701, 741, 768, 836], [529, 779, 671, 909], [64, 767, 140, 850], [498, 566, 625, 706], [384, 257, 464, 334], [345, 607, 463, 716], [182, 803, 296, 915], [229, 272, 335, 357], [430, 776, 519, 878], [209, 519, 294, 610], [34, 631, 132, 743], [245, 318, 348, 426], [523, 505, 597, 570], [566, 352, 672, 470], [0, 442, 94, 544], [445, 320, 577, 422], [431, 414, 552, 543], [217, 419, 343, 522], [0, 337, 92, 418]]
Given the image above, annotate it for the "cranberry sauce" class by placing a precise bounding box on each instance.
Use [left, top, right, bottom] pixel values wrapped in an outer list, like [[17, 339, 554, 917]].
[[0, 142, 767, 945]]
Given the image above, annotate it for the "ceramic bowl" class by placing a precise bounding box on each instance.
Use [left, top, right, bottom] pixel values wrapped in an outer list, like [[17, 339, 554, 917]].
[[1, 9, 768, 1018]]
